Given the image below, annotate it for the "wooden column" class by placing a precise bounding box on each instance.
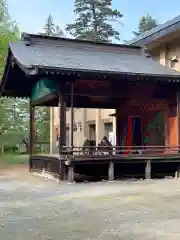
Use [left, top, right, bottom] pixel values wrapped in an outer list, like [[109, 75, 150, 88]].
[[59, 93, 66, 151], [29, 101, 36, 172], [177, 92, 180, 147], [145, 160, 151, 179], [108, 161, 114, 181], [58, 89, 66, 180], [165, 98, 179, 148], [70, 81, 74, 147], [115, 107, 121, 146]]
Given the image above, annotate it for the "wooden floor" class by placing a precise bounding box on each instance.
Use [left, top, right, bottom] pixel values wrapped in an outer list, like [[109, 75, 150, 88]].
[[31, 153, 180, 182], [36, 152, 180, 163]]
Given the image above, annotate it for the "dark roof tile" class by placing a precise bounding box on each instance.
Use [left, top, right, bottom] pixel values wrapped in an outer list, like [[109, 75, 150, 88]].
[[8, 34, 180, 78]]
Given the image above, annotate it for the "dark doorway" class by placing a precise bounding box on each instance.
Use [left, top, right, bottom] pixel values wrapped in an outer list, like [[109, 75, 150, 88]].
[[89, 124, 96, 141], [132, 116, 142, 146]]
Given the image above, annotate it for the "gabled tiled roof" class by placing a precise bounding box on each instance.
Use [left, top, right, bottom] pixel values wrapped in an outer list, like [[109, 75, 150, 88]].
[[6, 33, 180, 77], [127, 15, 180, 46]]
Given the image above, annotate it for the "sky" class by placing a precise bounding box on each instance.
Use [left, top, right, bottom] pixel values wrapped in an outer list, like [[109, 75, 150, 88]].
[[6, 0, 180, 42]]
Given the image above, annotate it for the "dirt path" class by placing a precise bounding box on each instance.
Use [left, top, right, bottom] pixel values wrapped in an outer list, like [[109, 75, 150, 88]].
[[0, 166, 180, 239]]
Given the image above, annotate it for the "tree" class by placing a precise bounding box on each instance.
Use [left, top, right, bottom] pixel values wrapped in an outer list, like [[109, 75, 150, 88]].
[[43, 14, 64, 37], [0, 0, 19, 74], [43, 14, 55, 36], [66, 0, 123, 42], [54, 25, 64, 37], [0, 0, 21, 150], [133, 14, 158, 36], [0, 1, 51, 154]]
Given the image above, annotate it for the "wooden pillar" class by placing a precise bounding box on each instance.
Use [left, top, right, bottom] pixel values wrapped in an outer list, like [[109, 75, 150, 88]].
[[68, 165, 74, 182], [177, 92, 180, 147], [116, 107, 121, 146], [58, 90, 66, 180], [165, 97, 179, 149], [29, 101, 36, 172], [70, 81, 74, 147], [108, 161, 114, 181], [59, 93, 66, 151], [145, 160, 151, 179]]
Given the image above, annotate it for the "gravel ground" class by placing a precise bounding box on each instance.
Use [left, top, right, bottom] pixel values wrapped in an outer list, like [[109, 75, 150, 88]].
[[0, 166, 180, 239]]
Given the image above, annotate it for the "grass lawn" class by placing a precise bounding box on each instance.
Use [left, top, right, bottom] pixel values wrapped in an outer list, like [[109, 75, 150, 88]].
[[0, 154, 29, 166]]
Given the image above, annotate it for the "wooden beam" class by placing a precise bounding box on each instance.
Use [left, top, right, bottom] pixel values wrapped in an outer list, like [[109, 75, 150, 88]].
[[73, 82, 171, 99], [31, 92, 57, 106]]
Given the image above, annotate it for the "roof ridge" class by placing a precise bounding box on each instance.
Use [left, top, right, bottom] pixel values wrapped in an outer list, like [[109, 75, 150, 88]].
[[21, 32, 142, 50]]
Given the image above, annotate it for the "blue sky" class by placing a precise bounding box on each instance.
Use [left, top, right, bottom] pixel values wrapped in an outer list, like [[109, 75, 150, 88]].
[[7, 0, 180, 42]]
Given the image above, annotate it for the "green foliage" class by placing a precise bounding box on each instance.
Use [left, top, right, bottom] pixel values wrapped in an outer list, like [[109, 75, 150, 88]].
[[133, 14, 158, 36], [0, 1, 50, 154], [36, 107, 50, 142], [66, 0, 123, 42], [0, 0, 19, 75], [43, 14, 64, 37]]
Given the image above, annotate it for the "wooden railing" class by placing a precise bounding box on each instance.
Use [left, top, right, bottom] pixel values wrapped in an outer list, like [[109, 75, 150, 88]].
[[30, 145, 180, 182], [62, 145, 180, 157], [31, 155, 62, 180]]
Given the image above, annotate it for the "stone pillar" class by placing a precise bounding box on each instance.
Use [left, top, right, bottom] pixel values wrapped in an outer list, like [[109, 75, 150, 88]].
[[108, 161, 114, 181], [145, 160, 151, 179], [68, 165, 74, 182]]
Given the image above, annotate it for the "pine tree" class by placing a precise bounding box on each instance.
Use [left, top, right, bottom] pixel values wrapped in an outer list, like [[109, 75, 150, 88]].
[[43, 14, 64, 37], [66, 0, 123, 42], [133, 14, 158, 36], [43, 14, 55, 36], [54, 25, 64, 37]]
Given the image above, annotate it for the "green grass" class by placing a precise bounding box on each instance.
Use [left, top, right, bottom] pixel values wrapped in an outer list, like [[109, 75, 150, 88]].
[[0, 154, 29, 166]]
